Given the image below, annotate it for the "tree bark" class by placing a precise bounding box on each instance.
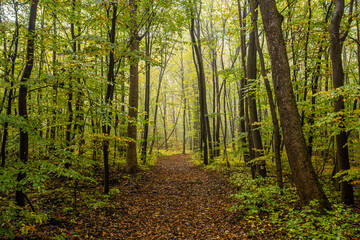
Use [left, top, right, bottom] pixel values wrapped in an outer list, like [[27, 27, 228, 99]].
[[16, 0, 39, 207], [259, 0, 330, 209], [190, 4, 210, 165], [126, 0, 140, 173], [141, 28, 151, 164], [251, 0, 282, 187], [329, 0, 354, 205], [248, 0, 266, 178], [236, 0, 249, 165], [102, 3, 117, 194], [181, 49, 186, 154]]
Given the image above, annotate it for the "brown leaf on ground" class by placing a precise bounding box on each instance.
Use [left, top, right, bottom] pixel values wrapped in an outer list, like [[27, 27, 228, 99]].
[[28, 154, 253, 239]]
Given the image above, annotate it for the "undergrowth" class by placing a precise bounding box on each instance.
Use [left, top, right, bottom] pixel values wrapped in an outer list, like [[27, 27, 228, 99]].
[[0, 151, 158, 239], [229, 173, 360, 239]]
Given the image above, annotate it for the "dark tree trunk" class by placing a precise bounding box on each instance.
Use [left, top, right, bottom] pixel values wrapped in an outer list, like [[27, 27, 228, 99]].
[[236, 0, 249, 165], [65, 0, 77, 169], [259, 0, 330, 209], [1, 1, 19, 166], [329, 0, 354, 205], [16, 0, 38, 207], [50, 11, 57, 145], [248, 0, 266, 178], [141, 30, 151, 164], [190, 6, 210, 165], [119, 70, 127, 157], [212, 48, 221, 157], [102, 3, 117, 194]]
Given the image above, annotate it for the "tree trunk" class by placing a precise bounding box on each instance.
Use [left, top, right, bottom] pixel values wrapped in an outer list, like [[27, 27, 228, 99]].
[[102, 3, 117, 194], [50, 11, 58, 145], [251, 0, 282, 188], [190, 5, 209, 165], [236, 0, 249, 165], [1, 2, 19, 167], [248, 0, 266, 178], [329, 0, 354, 205], [259, 0, 330, 209], [148, 43, 173, 155], [163, 87, 168, 150], [181, 49, 186, 154], [16, 0, 38, 207], [126, 0, 140, 173], [141, 27, 151, 164]]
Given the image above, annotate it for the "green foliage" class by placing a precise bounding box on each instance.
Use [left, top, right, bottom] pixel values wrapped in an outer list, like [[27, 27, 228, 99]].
[[333, 168, 360, 185], [0, 200, 48, 239], [230, 174, 360, 239]]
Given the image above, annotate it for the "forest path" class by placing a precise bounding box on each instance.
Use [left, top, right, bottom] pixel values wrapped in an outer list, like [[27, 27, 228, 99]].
[[113, 154, 247, 239], [32, 154, 250, 239]]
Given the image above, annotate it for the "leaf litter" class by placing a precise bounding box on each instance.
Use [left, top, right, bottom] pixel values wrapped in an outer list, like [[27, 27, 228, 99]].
[[25, 154, 262, 239]]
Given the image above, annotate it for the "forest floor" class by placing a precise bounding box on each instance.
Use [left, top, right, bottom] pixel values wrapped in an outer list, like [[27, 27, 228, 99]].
[[26, 154, 263, 239]]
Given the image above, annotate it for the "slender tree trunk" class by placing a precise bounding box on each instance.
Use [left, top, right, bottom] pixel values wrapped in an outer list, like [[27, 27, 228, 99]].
[[329, 0, 354, 205], [181, 50, 186, 154], [65, 0, 77, 169], [119, 70, 126, 157], [16, 0, 38, 207], [190, 4, 209, 165], [287, 0, 298, 92], [248, 0, 266, 178], [149, 43, 173, 155], [163, 87, 168, 150], [1, 2, 19, 166], [236, 0, 249, 165], [102, 3, 117, 194], [50, 11, 57, 144], [141, 27, 151, 164], [308, 1, 333, 159], [212, 48, 221, 157], [126, 0, 140, 173], [300, 0, 312, 126], [259, 0, 330, 209]]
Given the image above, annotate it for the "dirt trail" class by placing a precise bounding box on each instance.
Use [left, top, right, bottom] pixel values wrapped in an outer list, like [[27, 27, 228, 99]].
[[113, 154, 246, 239], [33, 154, 248, 239]]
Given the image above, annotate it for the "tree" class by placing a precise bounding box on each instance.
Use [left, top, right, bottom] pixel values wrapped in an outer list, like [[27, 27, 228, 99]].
[[189, 0, 213, 165], [141, 22, 151, 164], [1, 0, 19, 167], [258, 0, 330, 209], [126, 0, 140, 173], [250, 0, 282, 187], [16, 0, 39, 207], [329, 0, 354, 205], [102, 2, 117, 194], [247, 0, 266, 178]]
